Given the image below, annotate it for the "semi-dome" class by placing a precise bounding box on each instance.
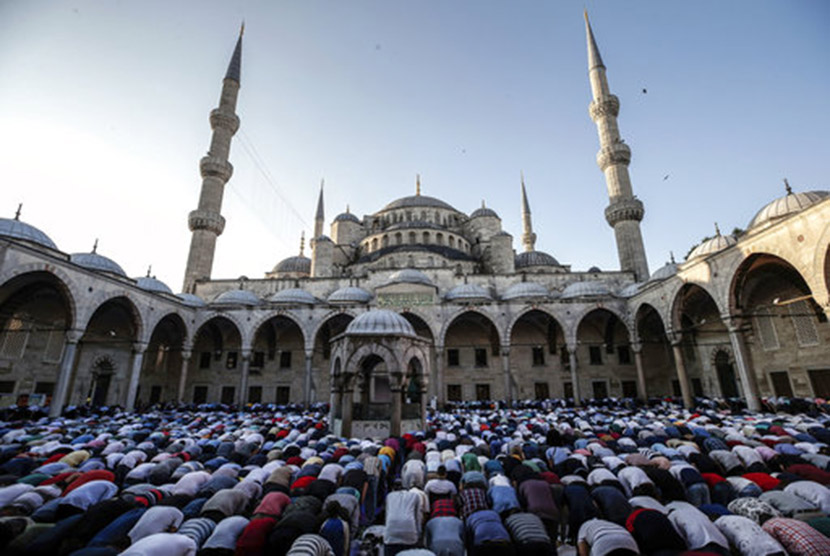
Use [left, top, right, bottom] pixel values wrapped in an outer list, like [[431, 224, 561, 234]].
[[334, 211, 360, 224], [385, 268, 434, 287], [136, 276, 173, 294], [269, 288, 316, 305], [561, 280, 612, 299], [273, 255, 311, 275], [0, 217, 58, 250], [382, 195, 457, 212], [688, 233, 737, 260], [328, 286, 372, 304], [587, 266, 601, 273], [515, 250, 560, 268], [502, 282, 550, 301], [445, 283, 492, 302], [749, 189, 829, 230], [345, 309, 416, 337], [70, 251, 127, 277], [649, 261, 679, 282], [617, 283, 642, 298], [177, 293, 206, 307], [212, 289, 262, 306]]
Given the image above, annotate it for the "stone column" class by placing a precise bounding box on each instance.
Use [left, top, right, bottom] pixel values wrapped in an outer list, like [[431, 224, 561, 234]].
[[390, 385, 402, 437], [329, 378, 342, 423], [632, 341, 647, 401], [50, 329, 83, 417], [501, 346, 512, 404], [341, 388, 354, 437], [669, 333, 694, 409], [125, 342, 148, 412], [303, 349, 314, 407], [725, 317, 761, 412], [238, 349, 251, 406], [434, 344, 445, 405], [177, 349, 192, 403], [568, 344, 581, 405]]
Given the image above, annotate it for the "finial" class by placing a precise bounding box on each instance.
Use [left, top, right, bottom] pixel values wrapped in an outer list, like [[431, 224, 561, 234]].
[[584, 10, 605, 70], [416, 174, 421, 196], [784, 178, 792, 195], [13, 203, 21, 221], [714, 222, 721, 236], [481, 200, 486, 209], [299, 231, 305, 256], [346, 204, 350, 214], [521, 170, 525, 187], [146, 265, 152, 278], [239, 20, 245, 37], [92, 238, 98, 254], [670, 251, 676, 264]]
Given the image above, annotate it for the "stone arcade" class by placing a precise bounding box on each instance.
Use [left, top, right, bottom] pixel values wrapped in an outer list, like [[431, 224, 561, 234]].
[[1, 17, 829, 424]]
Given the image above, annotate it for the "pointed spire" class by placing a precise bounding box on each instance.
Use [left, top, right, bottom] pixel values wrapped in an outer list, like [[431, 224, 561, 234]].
[[299, 231, 305, 256], [225, 22, 243, 82], [146, 265, 152, 278], [784, 178, 793, 195], [13, 203, 21, 221], [520, 173, 536, 252], [714, 222, 721, 236], [416, 174, 421, 196], [92, 238, 98, 254], [670, 251, 676, 264], [315, 180, 325, 220], [584, 11, 605, 70], [520, 172, 531, 215]]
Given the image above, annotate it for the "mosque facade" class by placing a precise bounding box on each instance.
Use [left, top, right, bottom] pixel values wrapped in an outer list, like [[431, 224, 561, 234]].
[[1, 17, 829, 432]]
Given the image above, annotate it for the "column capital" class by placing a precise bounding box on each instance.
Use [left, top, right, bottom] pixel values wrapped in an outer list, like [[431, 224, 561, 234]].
[[132, 341, 148, 354], [666, 330, 683, 346], [500, 346, 511, 357], [305, 349, 314, 359], [630, 341, 642, 353], [181, 349, 193, 361], [721, 313, 745, 333], [566, 342, 578, 354], [240, 349, 252, 360], [65, 329, 84, 344]]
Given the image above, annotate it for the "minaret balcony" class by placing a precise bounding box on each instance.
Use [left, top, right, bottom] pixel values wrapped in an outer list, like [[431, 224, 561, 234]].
[[199, 156, 234, 182], [210, 108, 240, 134], [188, 209, 226, 235], [596, 142, 631, 171], [605, 198, 644, 226], [588, 94, 620, 121]]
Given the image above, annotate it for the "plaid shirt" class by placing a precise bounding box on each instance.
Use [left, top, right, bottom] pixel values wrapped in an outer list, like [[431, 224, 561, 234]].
[[431, 497, 457, 518], [460, 487, 489, 520], [762, 517, 830, 556]]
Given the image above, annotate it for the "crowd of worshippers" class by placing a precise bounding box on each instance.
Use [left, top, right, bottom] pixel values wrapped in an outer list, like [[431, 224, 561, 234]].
[[1, 403, 830, 556]]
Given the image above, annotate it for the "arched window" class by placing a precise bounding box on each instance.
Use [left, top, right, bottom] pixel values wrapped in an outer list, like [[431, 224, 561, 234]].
[[371, 238, 378, 251], [382, 235, 389, 248], [409, 232, 416, 244], [395, 233, 402, 245], [448, 236, 455, 248], [436, 233, 444, 246], [423, 232, 431, 244]]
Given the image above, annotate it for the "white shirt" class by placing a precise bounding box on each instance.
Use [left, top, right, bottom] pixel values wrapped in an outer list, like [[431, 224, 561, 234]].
[[667, 501, 729, 551]]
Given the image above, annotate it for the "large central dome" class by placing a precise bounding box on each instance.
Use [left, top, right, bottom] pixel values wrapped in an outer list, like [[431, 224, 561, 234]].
[[381, 195, 457, 213]]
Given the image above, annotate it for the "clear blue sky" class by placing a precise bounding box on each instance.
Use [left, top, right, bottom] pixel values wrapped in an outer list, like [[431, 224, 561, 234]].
[[1, 1, 828, 290]]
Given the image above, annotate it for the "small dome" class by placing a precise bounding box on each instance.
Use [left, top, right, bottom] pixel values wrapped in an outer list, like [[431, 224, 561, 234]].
[[273, 255, 311, 275], [617, 283, 642, 298], [269, 288, 317, 305], [688, 234, 737, 260], [386, 268, 434, 287], [328, 286, 372, 304], [470, 205, 499, 219], [345, 309, 416, 337], [177, 293, 206, 307], [445, 283, 492, 302], [313, 235, 332, 243], [515, 250, 560, 268], [212, 289, 262, 306], [561, 280, 612, 299], [502, 282, 550, 301], [382, 195, 457, 212], [649, 261, 679, 282], [749, 190, 829, 229], [334, 212, 360, 224], [0, 218, 58, 250], [587, 266, 601, 273], [70, 252, 127, 277], [136, 276, 173, 294]]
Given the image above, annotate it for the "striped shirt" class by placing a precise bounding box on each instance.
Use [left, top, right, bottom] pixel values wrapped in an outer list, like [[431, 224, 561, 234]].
[[286, 533, 335, 556]]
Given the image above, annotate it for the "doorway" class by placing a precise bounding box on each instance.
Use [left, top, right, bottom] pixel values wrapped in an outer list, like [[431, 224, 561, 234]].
[[715, 351, 739, 398]]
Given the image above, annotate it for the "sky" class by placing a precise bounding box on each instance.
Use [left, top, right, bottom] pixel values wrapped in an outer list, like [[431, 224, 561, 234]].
[[0, 1, 828, 292]]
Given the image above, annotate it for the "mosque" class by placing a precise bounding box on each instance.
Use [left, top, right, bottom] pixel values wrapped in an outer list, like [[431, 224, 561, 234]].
[[0, 16, 828, 436]]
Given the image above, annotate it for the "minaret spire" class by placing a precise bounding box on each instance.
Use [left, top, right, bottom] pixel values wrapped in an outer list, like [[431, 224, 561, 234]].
[[416, 174, 421, 196], [314, 179, 325, 238], [299, 231, 306, 256], [586, 13, 649, 281], [182, 29, 243, 293], [520, 173, 536, 252]]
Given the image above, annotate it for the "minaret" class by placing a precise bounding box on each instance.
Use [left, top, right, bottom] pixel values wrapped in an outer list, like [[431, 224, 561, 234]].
[[585, 13, 649, 281], [182, 26, 243, 293], [520, 173, 536, 252], [314, 180, 325, 238]]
